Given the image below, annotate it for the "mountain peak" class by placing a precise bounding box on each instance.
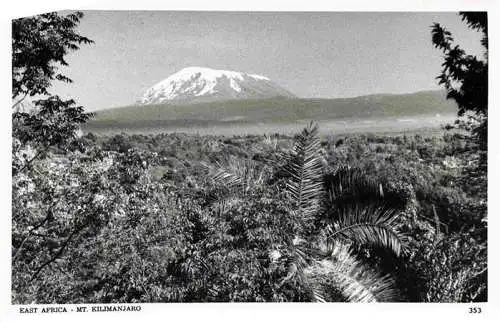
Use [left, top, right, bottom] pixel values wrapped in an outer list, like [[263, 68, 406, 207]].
[[138, 67, 295, 105], [176, 66, 270, 81]]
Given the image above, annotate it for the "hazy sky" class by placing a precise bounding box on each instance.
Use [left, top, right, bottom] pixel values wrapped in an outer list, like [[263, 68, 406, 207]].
[[50, 11, 485, 111]]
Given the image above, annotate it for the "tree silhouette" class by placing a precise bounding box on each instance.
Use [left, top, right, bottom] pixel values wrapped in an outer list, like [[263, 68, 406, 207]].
[[12, 11, 93, 100], [12, 11, 94, 158], [431, 12, 488, 151]]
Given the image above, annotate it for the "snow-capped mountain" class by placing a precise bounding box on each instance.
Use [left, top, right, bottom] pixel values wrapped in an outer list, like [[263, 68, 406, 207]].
[[138, 67, 296, 105]]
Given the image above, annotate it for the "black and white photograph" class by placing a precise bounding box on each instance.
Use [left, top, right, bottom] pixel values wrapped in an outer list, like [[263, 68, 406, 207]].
[[3, 0, 498, 320]]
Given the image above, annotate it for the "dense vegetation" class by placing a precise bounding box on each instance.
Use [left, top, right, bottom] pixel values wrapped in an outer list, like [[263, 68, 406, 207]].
[[11, 11, 487, 303], [12, 127, 487, 303]]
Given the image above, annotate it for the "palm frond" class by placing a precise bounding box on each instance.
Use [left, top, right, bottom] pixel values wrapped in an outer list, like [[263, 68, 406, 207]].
[[210, 166, 243, 189], [324, 166, 407, 215], [304, 243, 400, 302], [325, 166, 383, 205], [326, 204, 406, 257], [277, 236, 312, 288], [203, 156, 269, 194], [210, 196, 244, 216], [284, 122, 325, 225]]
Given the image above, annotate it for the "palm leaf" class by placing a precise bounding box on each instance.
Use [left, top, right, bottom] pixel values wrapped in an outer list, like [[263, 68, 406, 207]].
[[325, 166, 383, 206], [210, 196, 244, 216], [203, 156, 269, 194], [283, 122, 325, 226], [326, 204, 406, 256], [304, 243, 400, 302], [323, 166, 407, 218], [277, 236, 312, 288], [211, 166, 243, 189]]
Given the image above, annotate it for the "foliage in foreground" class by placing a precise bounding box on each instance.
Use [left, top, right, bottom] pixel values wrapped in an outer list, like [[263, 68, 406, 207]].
[[12, 127, 487, 303]]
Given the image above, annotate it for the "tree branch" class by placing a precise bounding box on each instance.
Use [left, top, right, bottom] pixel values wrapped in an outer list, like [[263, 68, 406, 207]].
[[12, 93, 28, 110], [12, 200, 60, 262], [30, 225, 84, 281], [14, 150, 44, 175]]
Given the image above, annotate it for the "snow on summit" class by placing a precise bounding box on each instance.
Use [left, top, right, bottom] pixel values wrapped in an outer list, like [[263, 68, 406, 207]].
[[138, 67, 296, 105]]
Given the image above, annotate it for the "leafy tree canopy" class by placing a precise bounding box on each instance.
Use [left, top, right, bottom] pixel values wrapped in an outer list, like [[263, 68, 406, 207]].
[[12, 11, 93, 100], [12, 11, 94, 152], [431, 12, 488, 149]]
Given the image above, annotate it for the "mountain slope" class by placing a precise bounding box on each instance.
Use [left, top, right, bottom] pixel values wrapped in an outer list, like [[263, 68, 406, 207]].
[[87, 90, 457, 134], [138, 67, 296, 104]]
